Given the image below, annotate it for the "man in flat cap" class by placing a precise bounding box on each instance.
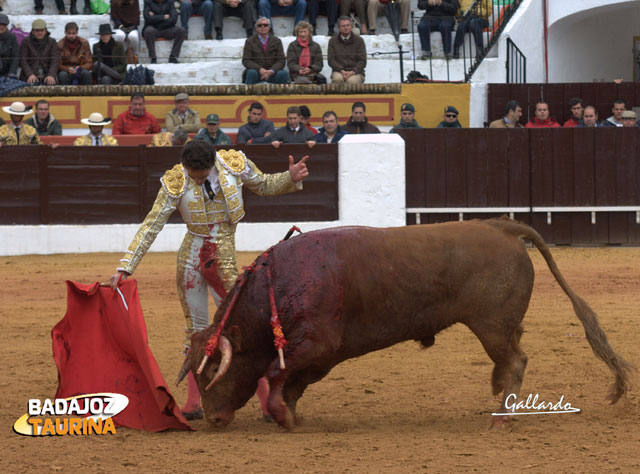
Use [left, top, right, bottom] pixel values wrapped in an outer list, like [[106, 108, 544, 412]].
[[621, 110, 638, 128], [0, 101, 42, 145], [150, 127, 191, 146], [165, 92, 202, 133], [391, 103, 423, 132], [194, 114, 232, 145], [74, 112, 119, 146], [19, 19, 59, 85], [437, 105, 462, 128]]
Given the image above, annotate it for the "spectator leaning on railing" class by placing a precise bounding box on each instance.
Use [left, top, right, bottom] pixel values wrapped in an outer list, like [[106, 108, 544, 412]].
[[270, 106, 316, 148], [314, 110, 347, 143]]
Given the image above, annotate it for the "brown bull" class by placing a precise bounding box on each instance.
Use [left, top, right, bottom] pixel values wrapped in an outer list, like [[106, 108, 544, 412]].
[[178, 218, 633, 429]]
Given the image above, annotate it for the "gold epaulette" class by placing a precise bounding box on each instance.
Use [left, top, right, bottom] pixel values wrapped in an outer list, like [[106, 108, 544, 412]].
[[217, 149, 247, 176], [160, 164, 187, 198]]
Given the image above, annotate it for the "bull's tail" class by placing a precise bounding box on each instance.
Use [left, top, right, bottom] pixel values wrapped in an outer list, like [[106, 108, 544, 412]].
[[488, 217, 635, 403]]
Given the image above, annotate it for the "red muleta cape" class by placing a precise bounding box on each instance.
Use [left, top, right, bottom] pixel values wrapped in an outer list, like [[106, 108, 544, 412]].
[[52, 280, 193, 432]]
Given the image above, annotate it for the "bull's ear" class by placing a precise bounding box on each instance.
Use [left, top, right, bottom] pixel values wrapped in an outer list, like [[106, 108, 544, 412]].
[[226, 325, 243, 353]]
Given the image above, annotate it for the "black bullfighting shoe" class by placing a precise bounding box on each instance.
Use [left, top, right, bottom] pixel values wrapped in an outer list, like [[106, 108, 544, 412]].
[[181, 408, 204, 420]]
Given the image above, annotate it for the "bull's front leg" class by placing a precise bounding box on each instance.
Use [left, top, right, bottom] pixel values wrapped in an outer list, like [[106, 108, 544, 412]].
[[265, 363, 295, 429]]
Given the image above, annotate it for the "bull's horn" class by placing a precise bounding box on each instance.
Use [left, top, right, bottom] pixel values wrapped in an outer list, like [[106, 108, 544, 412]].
[[175, 356, 191, 386], [197, 355, 209, 375], [204, 336, 232, 391]]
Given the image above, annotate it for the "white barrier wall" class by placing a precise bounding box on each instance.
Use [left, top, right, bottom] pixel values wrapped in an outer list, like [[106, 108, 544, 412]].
[[0, 135, 405, 256]]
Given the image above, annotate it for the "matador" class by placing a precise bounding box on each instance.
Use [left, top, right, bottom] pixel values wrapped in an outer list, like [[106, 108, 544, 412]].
[[110, 139, 310, 420]]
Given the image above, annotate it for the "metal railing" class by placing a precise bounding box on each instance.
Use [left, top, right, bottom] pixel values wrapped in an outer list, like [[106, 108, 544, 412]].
[[505, 37, 526, 83]]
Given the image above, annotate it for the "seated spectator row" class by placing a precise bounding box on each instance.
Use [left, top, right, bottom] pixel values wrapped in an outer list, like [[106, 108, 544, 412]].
[[2, 94, 637, 148], [0, 94, 425, 146]]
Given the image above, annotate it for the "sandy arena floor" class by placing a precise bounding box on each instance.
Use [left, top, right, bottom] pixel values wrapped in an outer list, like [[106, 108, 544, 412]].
[[1, 247, 639, 473]]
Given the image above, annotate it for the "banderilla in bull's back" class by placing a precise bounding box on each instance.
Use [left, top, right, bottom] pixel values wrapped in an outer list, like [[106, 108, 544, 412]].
[[177, 217, 635, 430]]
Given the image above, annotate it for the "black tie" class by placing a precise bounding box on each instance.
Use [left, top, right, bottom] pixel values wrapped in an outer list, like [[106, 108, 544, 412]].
[[204, 179, 214, 200], [15, 127, 20, 143]]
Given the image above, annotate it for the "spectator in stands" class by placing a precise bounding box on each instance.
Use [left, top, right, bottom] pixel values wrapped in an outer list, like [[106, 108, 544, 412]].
[[143, 0, 186, 64], [258, 0, 307, 30], [181, 0, 214, 40], [25, 100, 62, 136], [242, 17, 289, 84], [621, 110, 637, 127], [287, 21, 323, 84], [418, 0, 459, 59], [453, 0, 491, 58], [57, 22, 93, 86], [237, 101, 275, 143], [19, 19, 59, 86], [113, 93, 162, 135], [563, 97, 584, 127], [314, 110, 346, 143], [437, 105, 462, 128], [328, 16, 366, 84], [580, 105, 600, 128], [525, 101, 561, 128], [308, 0, 337, 36], [299, 105, 318, 133], [150, 127, 191, 146], [70, 0, 91, 15], [111, 0, 141, 61], [93, 24, 127, 85], [166, 92, 202, 133], [340, 0, 368, 35], [271, 106, 316, 147], [0, 14, 19, 79], [195, 113, 233, 145], [0, 102, 42, 145], [34, 0, 67, 15], [489, 100, 523, 128], [74, 113, 119, 146], [342, 101, 380, 133], [601, 99, 625, 127], [214, 0, 257, 40], [391, 103, 423, 131], [368, 0, 410, 36]]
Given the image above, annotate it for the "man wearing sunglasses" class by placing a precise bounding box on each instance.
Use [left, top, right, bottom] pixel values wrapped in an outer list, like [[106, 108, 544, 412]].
[[437, 105, 462, 128], [242, 17, 289, 84]]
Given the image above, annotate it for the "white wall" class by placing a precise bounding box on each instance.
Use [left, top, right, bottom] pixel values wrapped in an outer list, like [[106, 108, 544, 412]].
[[0, 135, 406, 256], [548, 2, 640, 82]]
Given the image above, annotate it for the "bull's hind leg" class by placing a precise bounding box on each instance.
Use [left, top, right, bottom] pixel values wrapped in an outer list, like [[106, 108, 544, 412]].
[[467, 322, 528, 428]]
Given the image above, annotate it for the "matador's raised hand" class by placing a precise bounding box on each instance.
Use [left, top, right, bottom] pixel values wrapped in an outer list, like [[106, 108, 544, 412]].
[[289, 155, 310, 183]]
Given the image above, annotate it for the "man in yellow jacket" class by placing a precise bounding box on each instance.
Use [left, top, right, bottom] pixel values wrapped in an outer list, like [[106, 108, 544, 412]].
[[73, 112, 119, 146], [150, 128, 191, 147], [0, 101, 42, 145]]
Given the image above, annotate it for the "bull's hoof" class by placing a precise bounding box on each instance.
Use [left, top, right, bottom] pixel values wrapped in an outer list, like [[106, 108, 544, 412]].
[[262, 413, 275, 423], [181, 408, 204, 420], [490, 415, 511, 430]]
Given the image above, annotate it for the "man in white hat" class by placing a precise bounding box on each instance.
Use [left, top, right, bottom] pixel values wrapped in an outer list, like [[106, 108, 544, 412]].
[[74, 113, 119, 146], [0, 101, 42, 145]]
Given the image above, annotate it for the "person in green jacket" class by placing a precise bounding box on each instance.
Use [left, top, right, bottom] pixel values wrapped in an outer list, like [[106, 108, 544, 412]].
[[93, 24, 127, 85], [194, 114, 233, 145], [391, 103, 423, 132], [24, 99, 63, 136]]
